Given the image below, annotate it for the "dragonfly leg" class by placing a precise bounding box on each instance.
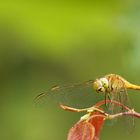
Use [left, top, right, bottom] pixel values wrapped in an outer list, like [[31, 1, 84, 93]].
[[106, 93, 112, 108], [105, 93, 106, 106], [118, 91, 123, 111], [105, 92, 108, 107], [107, 93, 111, 101], [107, 93, 114, 114]]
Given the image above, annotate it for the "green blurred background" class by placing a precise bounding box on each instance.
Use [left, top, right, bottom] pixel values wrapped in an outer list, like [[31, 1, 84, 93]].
[[0, 0, 140, 140]]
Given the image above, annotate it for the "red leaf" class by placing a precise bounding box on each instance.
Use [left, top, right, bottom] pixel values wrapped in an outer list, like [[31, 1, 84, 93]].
[[67, 112, 105, 140], [67, 121, 95, 140], [88, 112, 104, 140]]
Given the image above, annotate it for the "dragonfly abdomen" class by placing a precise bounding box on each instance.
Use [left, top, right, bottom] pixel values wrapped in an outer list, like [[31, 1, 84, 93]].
[[125, 83, 140, 90]]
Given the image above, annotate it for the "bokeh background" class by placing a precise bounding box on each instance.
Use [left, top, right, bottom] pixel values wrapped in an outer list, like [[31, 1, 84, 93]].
[[1, 1, 140, 140]]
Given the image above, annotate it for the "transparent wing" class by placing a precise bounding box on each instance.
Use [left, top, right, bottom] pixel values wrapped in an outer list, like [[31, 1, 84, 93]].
[[107, 88, 134, 132], [34, 80, 101, 108], [106, 87, 129, 114], [120, 89, 135, 133]]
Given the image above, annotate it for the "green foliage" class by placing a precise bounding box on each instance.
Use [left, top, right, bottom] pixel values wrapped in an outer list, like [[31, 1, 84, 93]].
[[0, 1, 140, 140]]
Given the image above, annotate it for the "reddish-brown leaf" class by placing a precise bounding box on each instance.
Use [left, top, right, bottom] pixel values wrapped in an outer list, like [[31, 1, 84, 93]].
[[67, 111, 105, 140], [67, 121, 95, 140], [88, 112, 105, 140]]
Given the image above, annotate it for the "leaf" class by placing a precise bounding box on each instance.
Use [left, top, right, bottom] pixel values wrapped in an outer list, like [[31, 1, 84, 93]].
[[67, 121, 95, 140], [67, 112, 105, 140], [88, 112, 104, 140]]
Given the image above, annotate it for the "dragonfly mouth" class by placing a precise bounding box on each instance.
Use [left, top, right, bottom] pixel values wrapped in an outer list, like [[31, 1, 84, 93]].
[[96, 87, 106, 93], [97, 87, 102, 93]]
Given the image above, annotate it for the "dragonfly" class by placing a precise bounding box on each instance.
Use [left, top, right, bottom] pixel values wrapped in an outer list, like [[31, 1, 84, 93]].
[[92, 73, 140, 131], [35, 74, 140, 130], [93, 74, 140, 110], [35, 74, 140, 112]]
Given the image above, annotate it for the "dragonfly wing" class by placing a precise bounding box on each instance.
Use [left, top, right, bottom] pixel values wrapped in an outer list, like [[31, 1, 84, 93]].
[[34, 80, 101, 108], [120, 89, 135, 133], [106, 91, 121, 114], [106, 87, 129, 114], [107, 89, 134, 132]]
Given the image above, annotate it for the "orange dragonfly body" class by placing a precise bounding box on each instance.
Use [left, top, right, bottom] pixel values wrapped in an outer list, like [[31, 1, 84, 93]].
[[93, 74, 140, 110], [94, 74, 140, 94]]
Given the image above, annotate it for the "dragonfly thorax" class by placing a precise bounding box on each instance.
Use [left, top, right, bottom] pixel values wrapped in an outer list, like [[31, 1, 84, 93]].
[[93, 78, 109, 93]]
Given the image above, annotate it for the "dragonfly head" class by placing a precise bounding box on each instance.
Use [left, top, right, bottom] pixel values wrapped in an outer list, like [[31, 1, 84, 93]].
[[93, 78, 109, 93]]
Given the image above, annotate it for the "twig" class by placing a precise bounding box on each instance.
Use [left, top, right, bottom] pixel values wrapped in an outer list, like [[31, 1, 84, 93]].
[[60, 104, 105, 114], [95, 99, 130, 111], [107, 109, 140, 120]]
